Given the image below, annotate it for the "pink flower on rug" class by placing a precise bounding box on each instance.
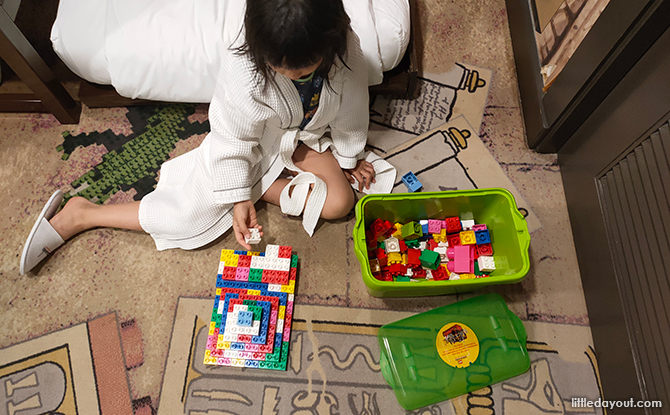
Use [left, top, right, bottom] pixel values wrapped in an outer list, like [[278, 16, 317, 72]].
[[26, 113, 61, 133], [168, 133, 207, 161], [106, 189, 139, 205], [187, 104, 209, 124]]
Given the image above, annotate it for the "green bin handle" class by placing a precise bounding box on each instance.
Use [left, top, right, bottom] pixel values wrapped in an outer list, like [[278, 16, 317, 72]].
[[512, 206, 531, 259], [379, 351, 397, 389]]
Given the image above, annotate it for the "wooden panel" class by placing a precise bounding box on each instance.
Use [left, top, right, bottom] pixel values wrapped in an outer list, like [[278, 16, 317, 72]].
[[599, 133, 670, 405], [558, 23, 670, 410], [0, 5, 80, 123]]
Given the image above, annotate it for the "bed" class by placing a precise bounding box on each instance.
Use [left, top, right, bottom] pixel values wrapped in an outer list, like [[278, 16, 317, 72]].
[[50, 0, 413, 104]]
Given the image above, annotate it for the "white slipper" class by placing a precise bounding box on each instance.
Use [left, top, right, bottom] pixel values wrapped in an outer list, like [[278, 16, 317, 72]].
[[20, 190, 65, 275]]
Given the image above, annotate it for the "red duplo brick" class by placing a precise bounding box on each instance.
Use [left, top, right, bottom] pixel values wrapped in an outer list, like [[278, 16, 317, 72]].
[[389, 263, 407, 275], [278, 246, 292, 258], [365, 230, 377, 249], [237, 255, 251, 267], [407, 249, 421, 266], [427, 239, 438, 250], [382, 220, 395, 238], [433, 266, 449, 281], [447, 234, 461, 247], [446, 217, 462, 234], [477, 243, 493, 256], [398, 240, 407, 252], [370, 218, 385, 237], [413, 267, 426, 278]]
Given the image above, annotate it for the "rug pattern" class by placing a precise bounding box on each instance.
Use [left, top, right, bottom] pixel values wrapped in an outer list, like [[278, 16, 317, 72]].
[[159, 298, 603, 415]]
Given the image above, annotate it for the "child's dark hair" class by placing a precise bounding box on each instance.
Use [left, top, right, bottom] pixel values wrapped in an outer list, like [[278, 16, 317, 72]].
[[237, 0, 351, 86]]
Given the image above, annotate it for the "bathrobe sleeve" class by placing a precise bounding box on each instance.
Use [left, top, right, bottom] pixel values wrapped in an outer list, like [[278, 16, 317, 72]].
[[328, 31, 370, 170], [207, 51, 275, 204]]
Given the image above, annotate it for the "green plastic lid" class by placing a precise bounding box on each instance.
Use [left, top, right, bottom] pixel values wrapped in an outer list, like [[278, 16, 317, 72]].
[[377, 293, 530, 410]]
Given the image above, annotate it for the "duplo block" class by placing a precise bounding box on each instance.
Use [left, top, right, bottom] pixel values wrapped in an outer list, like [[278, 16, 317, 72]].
[[419, 249, 441, 269], [475, 229, 491, 244]]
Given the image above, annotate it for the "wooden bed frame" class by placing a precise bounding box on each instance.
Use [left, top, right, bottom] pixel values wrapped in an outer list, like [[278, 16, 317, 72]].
[[0, 0, 417, 123]]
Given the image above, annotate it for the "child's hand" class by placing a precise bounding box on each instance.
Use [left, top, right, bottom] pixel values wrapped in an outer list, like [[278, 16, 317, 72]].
[[344, 159, 376, 192], [232, 200, 263, 250]]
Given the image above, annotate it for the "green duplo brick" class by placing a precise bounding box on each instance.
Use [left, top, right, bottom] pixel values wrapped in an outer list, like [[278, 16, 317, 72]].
[[248, 305, 263, 321], [420, 249, 440, 269], [291, 255, 298, 268], [249, 268, 263, 282]]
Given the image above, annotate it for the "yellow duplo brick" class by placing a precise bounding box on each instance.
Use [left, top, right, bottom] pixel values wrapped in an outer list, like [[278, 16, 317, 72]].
[[440, 229, 447, 242], [227, 256, 238, 267], [460, 273, 476, 279], [388, 252, 402, 264], [217, 343, 224, 349], [247, 289, 261, 296], [218, 335, 224, 341], [287, 285, 295, 294], [205, 350, 211, 356], [281, 285, 289, 293], [460, 230, 476, 245], [392, 223, 403, 238], [279, 306, 285, 319], [220, 249, 234, 261], [209, 328, 215, 335], [216, 288, 222, 295], [433, 234, 441, 242], [223, 341, 231, 348], [248, 251, 260, 256], [289, 280, 295, 288], [402, 253, 408, 264]]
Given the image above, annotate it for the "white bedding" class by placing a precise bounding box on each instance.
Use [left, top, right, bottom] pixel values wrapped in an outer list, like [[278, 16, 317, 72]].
[[51, 0, 410, 103]]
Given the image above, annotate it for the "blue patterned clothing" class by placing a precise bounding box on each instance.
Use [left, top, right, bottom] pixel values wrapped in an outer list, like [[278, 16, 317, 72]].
[[292, 72, 323, 130]]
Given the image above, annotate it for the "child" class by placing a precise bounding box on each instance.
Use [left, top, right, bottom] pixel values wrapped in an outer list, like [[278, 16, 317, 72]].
[[20, 0, 389, 275]]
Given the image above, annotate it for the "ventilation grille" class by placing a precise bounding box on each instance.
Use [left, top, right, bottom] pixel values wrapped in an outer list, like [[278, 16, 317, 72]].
[[598, 121, 670, 406]]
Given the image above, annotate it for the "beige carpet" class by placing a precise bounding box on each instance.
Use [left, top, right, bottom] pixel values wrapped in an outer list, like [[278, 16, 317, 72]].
[[0, 0, 591, 411]]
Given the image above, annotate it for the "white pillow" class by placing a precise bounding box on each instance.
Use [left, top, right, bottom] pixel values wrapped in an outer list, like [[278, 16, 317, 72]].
[[105, 0, 244, 102], [372, 0, 411, 71], [52, 0, 410, 102], [50, 0, 111, 84], [342, 0, 383, 86]]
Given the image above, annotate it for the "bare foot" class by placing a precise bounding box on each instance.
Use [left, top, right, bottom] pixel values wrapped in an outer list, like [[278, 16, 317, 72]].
[[49, 197, 97, 241]]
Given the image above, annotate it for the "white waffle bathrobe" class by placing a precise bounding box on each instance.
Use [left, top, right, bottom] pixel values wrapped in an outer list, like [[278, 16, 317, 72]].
[[138, 31, 369, 250]]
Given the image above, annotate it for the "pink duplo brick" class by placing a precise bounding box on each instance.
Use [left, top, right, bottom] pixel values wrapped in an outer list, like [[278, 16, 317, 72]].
[[428, 220, 442, 234], [472, 224, 487, 231]]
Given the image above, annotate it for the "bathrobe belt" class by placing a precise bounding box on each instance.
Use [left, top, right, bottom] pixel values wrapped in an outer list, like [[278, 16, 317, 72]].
[[277, 128, 397, 236]]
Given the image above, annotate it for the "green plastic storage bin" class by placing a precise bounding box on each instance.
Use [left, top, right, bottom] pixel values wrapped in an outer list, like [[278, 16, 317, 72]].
[[378, 293, 530, 410], [353, 188, 530, 297]]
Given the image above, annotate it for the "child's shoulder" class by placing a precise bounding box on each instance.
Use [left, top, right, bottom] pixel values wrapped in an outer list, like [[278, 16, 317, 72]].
[[220, 48, 266, 94]]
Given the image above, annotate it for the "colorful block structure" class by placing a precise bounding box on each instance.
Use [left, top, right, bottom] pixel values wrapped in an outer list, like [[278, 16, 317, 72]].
[[204, 245, 297, 370], [365, 215, 496, 282]]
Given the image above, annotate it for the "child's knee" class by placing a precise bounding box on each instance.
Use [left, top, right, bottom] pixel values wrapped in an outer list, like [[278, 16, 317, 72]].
[[321, 188, 354, 220]]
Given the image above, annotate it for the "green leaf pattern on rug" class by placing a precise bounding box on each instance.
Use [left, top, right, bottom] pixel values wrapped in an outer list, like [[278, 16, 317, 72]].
[[57, 104, 209, 205]]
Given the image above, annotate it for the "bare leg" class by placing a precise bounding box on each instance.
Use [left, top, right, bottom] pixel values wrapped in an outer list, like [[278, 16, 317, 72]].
[[49, 197, 143, 241], [261, 146, 355, 220]]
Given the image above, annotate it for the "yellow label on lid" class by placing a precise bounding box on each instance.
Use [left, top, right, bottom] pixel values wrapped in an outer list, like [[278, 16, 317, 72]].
[[436, 322, 480, 368]]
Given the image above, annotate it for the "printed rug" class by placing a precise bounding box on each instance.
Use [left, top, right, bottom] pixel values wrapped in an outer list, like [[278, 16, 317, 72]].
[[158, 297, 603, 415], [0, 313, 152, 415]]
